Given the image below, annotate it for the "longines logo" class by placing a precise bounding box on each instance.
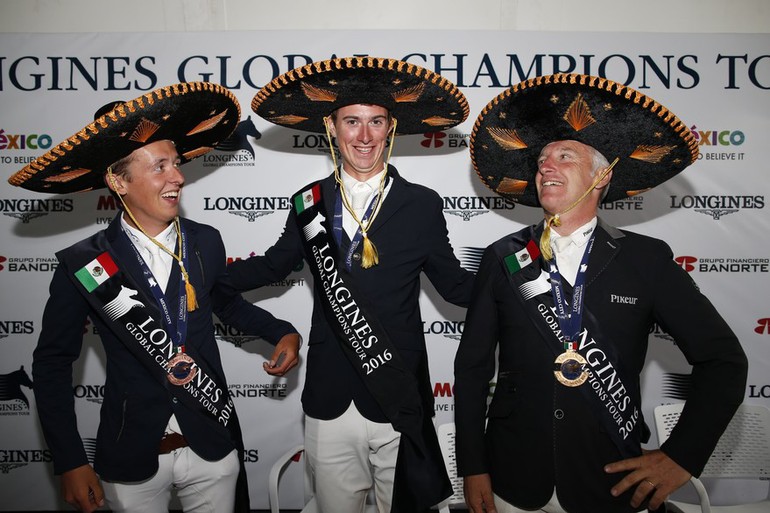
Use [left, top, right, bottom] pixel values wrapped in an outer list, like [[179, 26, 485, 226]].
[[82, 437, 97, 464], [201, 117, 261, 167], [669, 195, 764, 220], [243, 447, 260, 463], [0, 256, 58, 272], [74, 385, 105, 405], [214, 322, 262, 347], [599, 195, 645, 211], [674, 256, 769, 273], [0, 321, 34, 337], [423, 320, 464, 341], [203, 196, 291, 222], [0, 197, 74, 223], [748, 384, 770, 398], [0, 448, 53, 473], [0, 366, 33, 416], [443, 196, 516, 221], [228, 383, 287, 399]]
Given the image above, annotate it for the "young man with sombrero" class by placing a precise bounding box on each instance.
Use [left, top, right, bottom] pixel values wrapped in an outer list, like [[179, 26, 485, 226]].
[[453, 74, 747, 513], [9, 82, 300, 513], [227, 56, 475, 512]]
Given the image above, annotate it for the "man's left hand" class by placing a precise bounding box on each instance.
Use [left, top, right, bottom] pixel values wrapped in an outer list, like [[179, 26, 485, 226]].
[[605, 449, 691, 510], [263, 333, 300, 376]]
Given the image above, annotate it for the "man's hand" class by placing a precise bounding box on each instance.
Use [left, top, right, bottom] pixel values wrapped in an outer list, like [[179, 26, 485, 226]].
[[263, 333, 300, 376], [464, 473, 497, 513], [60, 464, 105, 512], [605, 448, 691, 510]]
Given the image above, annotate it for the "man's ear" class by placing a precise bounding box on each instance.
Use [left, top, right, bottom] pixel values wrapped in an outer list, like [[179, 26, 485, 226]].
[[105, 170, 126, 195], [324, 116, 337, 138]]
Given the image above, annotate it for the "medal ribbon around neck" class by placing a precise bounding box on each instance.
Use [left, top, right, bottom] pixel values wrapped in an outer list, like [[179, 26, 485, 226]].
[[120, 223, 196, 385], [548, 233, 596, 386], [539, 157, 618, 261], [334, 177, 390, 271], [324, 116, 397, 269]]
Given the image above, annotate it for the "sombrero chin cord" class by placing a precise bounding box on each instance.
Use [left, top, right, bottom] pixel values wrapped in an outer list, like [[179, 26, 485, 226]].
[[539, 157, 618, 261], [324, 117, 398, 269]]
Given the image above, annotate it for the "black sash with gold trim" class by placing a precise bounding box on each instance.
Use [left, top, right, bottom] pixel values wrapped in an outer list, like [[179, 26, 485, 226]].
[[58, 226, 250, 512], [293, 182, 452, 512], [493, 225, 644, 459]]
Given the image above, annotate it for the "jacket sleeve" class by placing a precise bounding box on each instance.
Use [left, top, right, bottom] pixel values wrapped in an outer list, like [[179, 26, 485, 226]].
[[421, 190, 475, 307], [650, 239, 748, 476], [32, 263, 91, 475], [227, 210, 305, 293], [453, 246, 500, 476], [207, 227, 298, 345]]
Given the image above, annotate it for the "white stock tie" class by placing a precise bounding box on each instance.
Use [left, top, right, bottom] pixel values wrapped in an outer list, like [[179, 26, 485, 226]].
[[553, 235, 574, 253], [350, 181, 371, 220], [146, 242, 169, 291]]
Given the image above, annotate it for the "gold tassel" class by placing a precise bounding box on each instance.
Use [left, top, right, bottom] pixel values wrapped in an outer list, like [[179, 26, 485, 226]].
[[360, 232, 379, 269], [539, 214, 561, 261], [179, 263, 198, 312]]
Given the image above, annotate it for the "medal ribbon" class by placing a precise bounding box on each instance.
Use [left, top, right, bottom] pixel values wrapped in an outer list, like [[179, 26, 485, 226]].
[[122, 225, 189, 356], [547, 234, 595, 351]]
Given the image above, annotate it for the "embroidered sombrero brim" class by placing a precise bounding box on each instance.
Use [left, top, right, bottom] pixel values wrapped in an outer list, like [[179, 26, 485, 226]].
[[470, 73, 698, 206], [252, 56, 469, 135], [8, 82, 241, 194]]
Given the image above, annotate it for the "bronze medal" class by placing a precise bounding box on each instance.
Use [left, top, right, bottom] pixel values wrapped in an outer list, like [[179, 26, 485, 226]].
[[167, 353, 197, 386], [554, 348, 588, 387]]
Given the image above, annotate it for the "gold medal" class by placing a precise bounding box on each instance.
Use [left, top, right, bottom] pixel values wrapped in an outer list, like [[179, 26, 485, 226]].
[[554, 348, 588, 387], [167, 353, 197, 386]]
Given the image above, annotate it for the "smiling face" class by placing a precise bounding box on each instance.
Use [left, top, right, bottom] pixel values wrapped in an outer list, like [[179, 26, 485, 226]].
[[535, 140, 611, 224], [108, 140, 183, 236], [328, 104, 393, 181]]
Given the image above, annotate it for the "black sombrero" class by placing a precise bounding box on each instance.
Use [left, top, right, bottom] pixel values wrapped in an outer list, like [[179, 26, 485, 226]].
[[8, 82, 241, 194], [252, 56, 469, 135], [470, 73, 699, 206]]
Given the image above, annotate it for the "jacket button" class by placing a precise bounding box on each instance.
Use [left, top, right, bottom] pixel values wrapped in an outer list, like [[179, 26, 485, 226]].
[[172, 397, 178, 404], [352, 253, 361, 261], [554, 409, 564, 420]]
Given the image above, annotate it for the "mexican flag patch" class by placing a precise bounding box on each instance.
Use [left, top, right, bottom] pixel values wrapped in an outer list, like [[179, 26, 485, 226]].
[[294, 184, 321, 214], [504, 240, 540, 274], [75, 252, 118, 292]]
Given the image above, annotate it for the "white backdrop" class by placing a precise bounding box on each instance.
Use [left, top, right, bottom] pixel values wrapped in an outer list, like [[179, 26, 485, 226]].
[[0, 30, 768, 510]]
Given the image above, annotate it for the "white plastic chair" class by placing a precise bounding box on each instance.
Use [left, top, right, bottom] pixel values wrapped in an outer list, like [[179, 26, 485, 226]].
[[436, 422, 465, 512], [654, 402, 770, 513], [267, 444, 377, 513]]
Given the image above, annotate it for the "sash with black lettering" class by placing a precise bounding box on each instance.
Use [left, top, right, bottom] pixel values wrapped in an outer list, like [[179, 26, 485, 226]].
[[494, 224, 644, 459], [293, 182, 452, 512]]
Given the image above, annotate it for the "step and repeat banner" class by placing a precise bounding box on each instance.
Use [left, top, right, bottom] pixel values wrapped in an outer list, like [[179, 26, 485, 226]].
[[1, 30, 768, 509]]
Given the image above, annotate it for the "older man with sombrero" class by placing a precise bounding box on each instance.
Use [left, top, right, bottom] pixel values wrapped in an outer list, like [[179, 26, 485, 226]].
[[228, 56, 475, 513], [9, 82, 300, 513], [454, 74, 747, 513]]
